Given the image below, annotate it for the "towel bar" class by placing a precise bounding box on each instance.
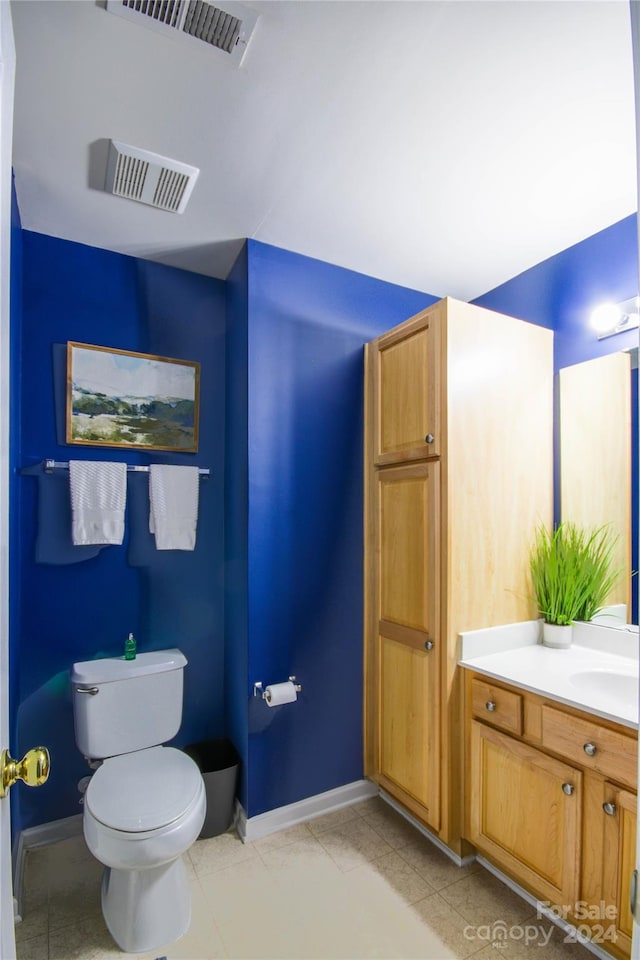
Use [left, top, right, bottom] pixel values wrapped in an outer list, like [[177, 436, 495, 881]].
[[41, 459, 210, 478]]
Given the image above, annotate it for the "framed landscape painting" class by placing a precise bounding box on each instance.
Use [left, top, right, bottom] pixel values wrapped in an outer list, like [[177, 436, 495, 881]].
[[66, 342, 200, 452]]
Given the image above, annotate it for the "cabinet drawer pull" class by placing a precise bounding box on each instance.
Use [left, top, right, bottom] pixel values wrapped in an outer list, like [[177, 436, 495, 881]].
[[424, 640, 434, 651], [541, 705, 637, 788], [471, 679, 522, 735], [562, 783, 575, 796], [424, 434, 435, 444], [603, 801, 617, 817]]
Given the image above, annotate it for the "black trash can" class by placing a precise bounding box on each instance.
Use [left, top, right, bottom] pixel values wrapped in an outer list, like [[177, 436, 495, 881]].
[[184, 738, 240, 839]]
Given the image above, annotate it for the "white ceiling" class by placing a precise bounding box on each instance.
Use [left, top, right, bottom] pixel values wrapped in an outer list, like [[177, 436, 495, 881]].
[[9, 0, 638, 302]]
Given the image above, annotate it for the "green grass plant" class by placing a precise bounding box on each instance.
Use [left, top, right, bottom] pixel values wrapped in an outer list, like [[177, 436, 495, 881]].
[[529, 522, 622, 625]]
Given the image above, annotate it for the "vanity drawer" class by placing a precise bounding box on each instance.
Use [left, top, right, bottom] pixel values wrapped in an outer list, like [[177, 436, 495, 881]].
[[541, 705, 637, 788], [471, 679, 523, 736]]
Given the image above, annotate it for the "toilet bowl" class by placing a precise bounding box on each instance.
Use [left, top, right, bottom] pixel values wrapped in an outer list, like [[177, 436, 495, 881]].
[[83, 746, 206, 953], [71, 650, 207, 954]]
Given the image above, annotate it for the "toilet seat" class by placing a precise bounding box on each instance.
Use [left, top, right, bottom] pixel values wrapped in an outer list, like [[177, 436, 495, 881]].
[[85, 746, 203, 833]]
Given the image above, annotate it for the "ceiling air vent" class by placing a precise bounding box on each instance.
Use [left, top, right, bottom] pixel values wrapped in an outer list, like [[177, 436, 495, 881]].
[[105, 0, 259, 66], [104, 140, 200, 214]]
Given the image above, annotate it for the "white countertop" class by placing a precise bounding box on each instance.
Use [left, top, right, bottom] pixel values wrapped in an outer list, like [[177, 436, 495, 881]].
[[458, 622, 639, 730]]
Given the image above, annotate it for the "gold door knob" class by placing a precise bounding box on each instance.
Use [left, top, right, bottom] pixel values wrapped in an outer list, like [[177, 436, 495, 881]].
[[0, 747, 50, 798]]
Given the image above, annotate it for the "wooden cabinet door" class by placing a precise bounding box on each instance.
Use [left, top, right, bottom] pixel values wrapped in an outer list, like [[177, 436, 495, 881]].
[[370, 308, 441, 465], [600, 786, 637, 958], [469, 721, 582, 906], [375, 461, 440, 828]]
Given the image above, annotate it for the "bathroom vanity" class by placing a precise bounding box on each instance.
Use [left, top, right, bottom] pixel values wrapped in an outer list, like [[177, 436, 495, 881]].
[[460, 628, 638, 960]]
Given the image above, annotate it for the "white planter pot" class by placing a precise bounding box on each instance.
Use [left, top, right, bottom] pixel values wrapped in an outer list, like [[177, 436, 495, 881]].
[[542, 622, 573, 649]]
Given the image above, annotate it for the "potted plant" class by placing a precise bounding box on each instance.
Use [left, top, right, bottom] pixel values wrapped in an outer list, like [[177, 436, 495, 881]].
[[529, 522, 622, 648]]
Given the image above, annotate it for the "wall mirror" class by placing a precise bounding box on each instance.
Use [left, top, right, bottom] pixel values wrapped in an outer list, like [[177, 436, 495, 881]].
[[559, 346, 638, 626]]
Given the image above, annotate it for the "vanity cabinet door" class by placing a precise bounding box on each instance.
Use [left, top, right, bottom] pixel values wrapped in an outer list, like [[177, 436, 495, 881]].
[[600, 786, 637, 958], [469, 721, 582, 906], [375, 461, 440, 829], [369, 306, 441, 465]]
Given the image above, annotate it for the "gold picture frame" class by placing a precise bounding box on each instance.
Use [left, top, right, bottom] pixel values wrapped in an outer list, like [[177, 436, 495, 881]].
[[66, 342, 200, 453]]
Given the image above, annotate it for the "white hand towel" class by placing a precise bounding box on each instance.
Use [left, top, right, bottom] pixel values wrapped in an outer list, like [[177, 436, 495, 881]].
[[69, 460, 127, 546], [149, 464, 199, 551]]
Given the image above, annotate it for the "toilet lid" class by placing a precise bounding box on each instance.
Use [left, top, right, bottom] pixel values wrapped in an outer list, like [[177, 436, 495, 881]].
[[85, 746, 203, 833]]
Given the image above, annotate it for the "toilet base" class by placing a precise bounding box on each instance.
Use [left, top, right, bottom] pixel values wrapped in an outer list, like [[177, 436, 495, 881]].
[[101, 855, 191, 953]]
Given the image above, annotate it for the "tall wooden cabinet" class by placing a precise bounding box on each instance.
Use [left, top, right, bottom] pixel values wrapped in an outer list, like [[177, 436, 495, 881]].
[[364, 297, 553, 853]]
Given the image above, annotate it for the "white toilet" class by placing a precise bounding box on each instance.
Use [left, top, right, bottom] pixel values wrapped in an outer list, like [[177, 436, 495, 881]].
[[70, 649, 206, 954]]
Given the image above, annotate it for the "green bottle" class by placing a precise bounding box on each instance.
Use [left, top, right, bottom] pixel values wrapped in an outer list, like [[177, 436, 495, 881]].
[[124, 632, 136, 661]]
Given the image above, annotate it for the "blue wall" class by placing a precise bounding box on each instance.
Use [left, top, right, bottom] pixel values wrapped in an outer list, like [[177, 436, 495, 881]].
[[14, 231, 226, 832], [224, 244, 250, 806], [241, 240, 437, 816], [473, 214, 638, 371], [13, 223, 437, 831]]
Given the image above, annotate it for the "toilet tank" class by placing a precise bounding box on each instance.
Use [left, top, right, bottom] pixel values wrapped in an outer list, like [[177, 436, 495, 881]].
[[71, 649, 187, 759]]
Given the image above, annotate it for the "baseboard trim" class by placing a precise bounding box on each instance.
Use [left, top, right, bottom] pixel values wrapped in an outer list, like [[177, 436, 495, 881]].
[[236, 779, 379, 842], [477, 856, 613, 960], [12, 814, 83, 922], [377, 788, 473, 867]]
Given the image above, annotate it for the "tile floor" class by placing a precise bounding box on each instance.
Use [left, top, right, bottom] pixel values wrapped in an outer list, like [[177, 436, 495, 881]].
[[15, 797, 594, 960]]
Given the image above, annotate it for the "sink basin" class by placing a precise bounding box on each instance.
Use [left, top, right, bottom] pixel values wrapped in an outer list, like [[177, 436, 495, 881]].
[[569, 669, 638, 706]]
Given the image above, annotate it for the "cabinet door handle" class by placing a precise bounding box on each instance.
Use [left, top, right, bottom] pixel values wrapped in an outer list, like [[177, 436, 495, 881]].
[[631, 869, 638, 919], [562, 783, 575, 796], [485, 701, 496, 712], [583, 742, 597, 757], [603, 802, 617, 816], [424, 434, 435, 445], [424, 640, 434, 651]]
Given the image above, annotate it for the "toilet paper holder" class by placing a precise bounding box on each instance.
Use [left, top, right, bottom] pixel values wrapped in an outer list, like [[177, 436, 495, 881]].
[[253, 677, 302, 699]]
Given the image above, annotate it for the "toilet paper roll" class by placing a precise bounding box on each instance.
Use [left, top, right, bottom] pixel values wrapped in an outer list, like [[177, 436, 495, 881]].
[[264, 681, 298, 707]]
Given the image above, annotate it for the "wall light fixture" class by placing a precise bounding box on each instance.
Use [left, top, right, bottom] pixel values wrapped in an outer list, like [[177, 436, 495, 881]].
[[590, 296, 640, 340]]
